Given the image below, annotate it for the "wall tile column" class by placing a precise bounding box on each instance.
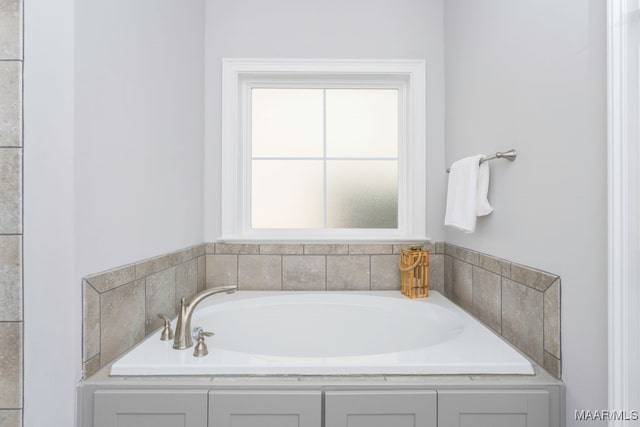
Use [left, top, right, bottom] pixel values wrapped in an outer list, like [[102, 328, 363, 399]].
[[0, 1, 22, 426]]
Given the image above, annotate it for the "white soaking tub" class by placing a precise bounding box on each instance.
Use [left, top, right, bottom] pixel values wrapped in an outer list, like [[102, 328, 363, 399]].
[[110, 291, 534, 376]]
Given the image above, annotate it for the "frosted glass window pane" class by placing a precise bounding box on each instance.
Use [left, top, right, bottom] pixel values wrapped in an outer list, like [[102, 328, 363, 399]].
[[251, 89, 324, 157], [252, 160, 324, 228], [326, 89, 398, 158], [326, 161, 398, 228]]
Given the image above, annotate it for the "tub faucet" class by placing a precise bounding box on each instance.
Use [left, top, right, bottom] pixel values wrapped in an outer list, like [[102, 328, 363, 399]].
[[173, 285, 237, 350]]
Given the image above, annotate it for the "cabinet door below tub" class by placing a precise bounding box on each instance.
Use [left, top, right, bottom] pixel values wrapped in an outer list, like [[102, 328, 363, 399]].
[[325, 390, 437, 427], [209, 390, 322, 427], [93, 389, 208, 427], [438, 390, 550, 427]]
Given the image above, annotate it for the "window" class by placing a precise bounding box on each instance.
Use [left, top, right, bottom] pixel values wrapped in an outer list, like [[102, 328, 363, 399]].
[[220, 59, 426, 240], [251, 87, 399, 229]]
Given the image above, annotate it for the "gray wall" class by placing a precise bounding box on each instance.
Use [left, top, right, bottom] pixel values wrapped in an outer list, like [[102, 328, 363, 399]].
[[75, 0, 206, 276], [444, 1, 607, 425], [23, 0, 76, 425], [203, 0, 447, 242], [0, 1, 22, 426], [23, 0, 206, 425]]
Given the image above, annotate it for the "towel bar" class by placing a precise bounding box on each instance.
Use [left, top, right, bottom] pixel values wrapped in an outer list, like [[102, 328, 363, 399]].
[[446, 149, 517, 173]]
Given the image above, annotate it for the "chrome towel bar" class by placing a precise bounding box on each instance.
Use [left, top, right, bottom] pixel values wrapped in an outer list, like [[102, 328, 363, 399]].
[[446, 149, 517, 173]]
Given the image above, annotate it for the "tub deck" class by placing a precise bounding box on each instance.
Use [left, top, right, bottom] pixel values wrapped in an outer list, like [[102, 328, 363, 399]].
[[110, 291, 533, 376]]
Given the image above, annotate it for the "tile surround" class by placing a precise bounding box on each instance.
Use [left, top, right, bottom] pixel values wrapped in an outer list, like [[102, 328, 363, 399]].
[[82, 244, 207, 377], [81, 241, 561, 380], [238, 255, 282, 290], [100, 279, 145, 364], [370, 255, 400, 290], [326, 255, 370, 290], [283, 255, 326, 291], [471, 266, 502, 333], [0, 1, 23, 423], [502, 278, 545, 365], [205, 242, 431, 292], [176, 259, 199, 310], [544, 280, 561, 358], [451, 259, 473, 311], [144, 269, 175, 333], [445, 244, 561, 378], [206, 253, 237, 287], [82, 282, 100, 363]]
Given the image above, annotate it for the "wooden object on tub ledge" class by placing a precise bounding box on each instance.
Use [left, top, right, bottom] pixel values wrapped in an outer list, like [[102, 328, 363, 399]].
[[398, 245, 429, 298]]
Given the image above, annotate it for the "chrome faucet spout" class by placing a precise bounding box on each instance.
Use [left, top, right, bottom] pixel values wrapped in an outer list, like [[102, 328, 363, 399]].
[[173, 285, 237, 350]]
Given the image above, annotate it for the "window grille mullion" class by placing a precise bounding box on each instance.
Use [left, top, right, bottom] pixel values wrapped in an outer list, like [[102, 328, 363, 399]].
[[323, 88, 328, 229]]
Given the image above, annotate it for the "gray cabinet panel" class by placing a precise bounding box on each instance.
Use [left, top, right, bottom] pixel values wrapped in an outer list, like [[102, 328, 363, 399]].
[[325, 390, 437, 427], [438, 390, 550, 427], [209, 390, 322, 427], [94, 389, 208, 427]]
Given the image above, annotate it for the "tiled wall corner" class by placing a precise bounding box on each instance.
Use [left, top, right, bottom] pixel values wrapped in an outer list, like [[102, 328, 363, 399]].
[[0, 0, 23, 424], [205, 241, 433, 292], [444, 244, 561, 378], [81, 243, 206, 377]]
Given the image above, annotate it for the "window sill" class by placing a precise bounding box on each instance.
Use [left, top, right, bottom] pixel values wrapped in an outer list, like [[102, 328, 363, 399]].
[[216, 236, 431, 245]]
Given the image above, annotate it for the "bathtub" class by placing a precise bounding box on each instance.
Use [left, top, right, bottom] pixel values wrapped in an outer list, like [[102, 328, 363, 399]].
[[110, 291, 534, 376]]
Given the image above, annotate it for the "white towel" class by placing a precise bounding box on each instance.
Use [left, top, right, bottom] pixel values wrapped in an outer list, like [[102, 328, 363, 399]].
[[444, 155, 494, 233]]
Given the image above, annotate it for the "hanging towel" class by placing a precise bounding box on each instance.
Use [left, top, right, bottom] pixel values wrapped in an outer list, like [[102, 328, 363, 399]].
[[476, 159, 493, 216], [444, 155, 494, 233]]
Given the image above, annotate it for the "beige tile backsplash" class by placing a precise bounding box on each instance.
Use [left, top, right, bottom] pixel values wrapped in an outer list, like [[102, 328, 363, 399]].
[[82, 241, 561, 379], [82, 244, 207, 376], [445, 244, 561, 378], [502, 278, 545, 365], [100, 280, 145, 364], [282, 255, 326, 291]]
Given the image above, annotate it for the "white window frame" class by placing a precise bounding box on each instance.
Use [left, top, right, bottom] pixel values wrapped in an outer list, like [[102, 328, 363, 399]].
[[220, 58, 426, 241]]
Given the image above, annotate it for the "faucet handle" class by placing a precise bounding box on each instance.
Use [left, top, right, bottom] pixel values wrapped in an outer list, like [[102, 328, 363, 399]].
[[157, 314, 173, 341], [193, 330, 214, 357], [191, 326, 203, 340]]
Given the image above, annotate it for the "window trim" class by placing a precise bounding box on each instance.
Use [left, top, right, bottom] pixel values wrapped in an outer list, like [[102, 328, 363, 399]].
[[607, 0, 640, 419], [220, 58, 426, 241]]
